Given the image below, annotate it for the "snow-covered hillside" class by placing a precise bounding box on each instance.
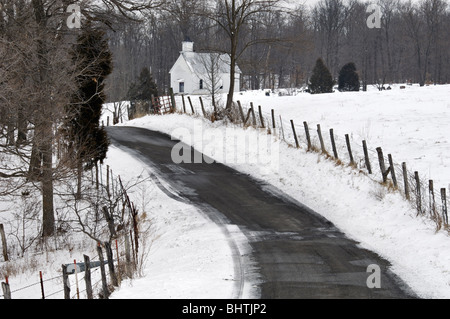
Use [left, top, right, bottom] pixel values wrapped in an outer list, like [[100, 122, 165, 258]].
[[108, 83, 450, 298], [1, 84, 449, 299], [156, 84, 449, 190]]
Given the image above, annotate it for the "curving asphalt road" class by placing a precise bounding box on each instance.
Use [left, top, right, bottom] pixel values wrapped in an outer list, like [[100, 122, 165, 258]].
[[107, 126, 417, 299]]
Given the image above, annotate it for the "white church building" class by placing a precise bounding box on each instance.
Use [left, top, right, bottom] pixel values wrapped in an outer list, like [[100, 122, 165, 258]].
[[169, 40, 241, 95]]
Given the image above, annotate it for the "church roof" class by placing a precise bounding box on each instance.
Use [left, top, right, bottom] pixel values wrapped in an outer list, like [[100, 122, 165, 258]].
[[180, 52, 241, 75]]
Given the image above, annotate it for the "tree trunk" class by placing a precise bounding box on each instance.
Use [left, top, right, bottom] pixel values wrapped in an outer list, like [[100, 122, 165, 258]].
[[41, 123, 54, 237], [76, 150, 83, 200], [226, 35, 238, 111], [28, 140, 42, 181], [16, 107, 27, 145], [32, 0, 55, 237], [226, 65, 236, 111]]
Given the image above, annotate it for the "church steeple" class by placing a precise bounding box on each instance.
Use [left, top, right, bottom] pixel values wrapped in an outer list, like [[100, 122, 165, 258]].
[[181, 37, 194, 53]]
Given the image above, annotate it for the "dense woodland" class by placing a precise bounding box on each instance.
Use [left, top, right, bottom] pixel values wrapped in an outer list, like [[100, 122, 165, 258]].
[[105, 0, 450, 102]]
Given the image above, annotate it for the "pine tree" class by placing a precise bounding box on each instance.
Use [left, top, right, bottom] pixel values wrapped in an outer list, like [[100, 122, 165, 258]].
[[127, 67, 158, 101], [62, 24, 112, 196], [308, 58, 334, 94], [338, 62, 360, 92]]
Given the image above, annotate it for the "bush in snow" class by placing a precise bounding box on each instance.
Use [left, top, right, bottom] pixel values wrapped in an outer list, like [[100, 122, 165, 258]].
[[308, 58, 334, 94], [338, 62, 360, 92]]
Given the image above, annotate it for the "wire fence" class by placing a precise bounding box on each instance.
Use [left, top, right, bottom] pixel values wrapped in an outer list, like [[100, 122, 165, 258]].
[[1, 163, 142, 299], [1, 240, 133, 299]]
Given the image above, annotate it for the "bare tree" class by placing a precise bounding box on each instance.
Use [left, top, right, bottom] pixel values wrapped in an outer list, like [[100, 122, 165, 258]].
[[200, 0, 285, 111], [1, 0, 164, 237], [401, 0, 447, 86], [0, 1, 77, 237], [196, 52, 225, 111], [312, 0, 355, 76]]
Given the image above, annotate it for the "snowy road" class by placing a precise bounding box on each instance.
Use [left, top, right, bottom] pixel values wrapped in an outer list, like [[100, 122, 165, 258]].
[[107, 126, 417, 299]]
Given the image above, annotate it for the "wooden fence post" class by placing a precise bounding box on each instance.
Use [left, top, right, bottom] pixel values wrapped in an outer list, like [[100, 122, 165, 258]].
[[243, 108, 252, 126], [330, 129, 338, 159], [99, 163, 103, 187], [388, 154, 397, 188], [62, 264, 71, 299], [181, 95, 186, 113], [97, 244, 109, 299], [376, 147, 388, 183], [271, 109, 276, 130], [187, 96, 195, 114], [39, 271, 45, 299], [290, 120, 300, 148], [84, 255, 93, 299], [362, 140, 372, 174], [415, 171, 422, 215], [303, 122, 311, 151], [258, 105, 265, 128], [199, 96, 207, 118], [0, 224, 8, 262], [402, 162, 410, 200], [2, 277, 11, 299], [169, 88, 176, 112], [130, 229, 136, 270], [74, 259, 80, 299], [106, 164, 110, 196], [251, 103, 257, 126], [95, 163, 99, 190], [105, 241, 118, 287], [131, 203, 139, 260], [124, 233, 132, 278], [429, 180, 436, 219], [115, 239, 121, 284], [317, 124, 325, 153], [110, 168, 114, 196], [345, 134, 354, 165], [441, 188, 448, 225], [237, 101, 245, 123]]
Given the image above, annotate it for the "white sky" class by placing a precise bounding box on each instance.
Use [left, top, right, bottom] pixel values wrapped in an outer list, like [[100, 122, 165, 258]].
[[282, 0, 424, 9]]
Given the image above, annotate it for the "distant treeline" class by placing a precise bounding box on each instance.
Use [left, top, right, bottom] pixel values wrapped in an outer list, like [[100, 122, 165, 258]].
[[105, 0, 449, 101]]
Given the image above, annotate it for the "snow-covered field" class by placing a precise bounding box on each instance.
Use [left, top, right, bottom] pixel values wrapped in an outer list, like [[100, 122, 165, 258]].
[[1, 84, 449, 299], [243, 84, 450, 189], [104, 83, 450, 299], [155, 84, 450, 190]]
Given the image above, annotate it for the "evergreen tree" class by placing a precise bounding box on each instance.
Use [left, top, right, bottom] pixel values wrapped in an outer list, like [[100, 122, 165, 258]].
[[308, 58, 334, 94], [338, 62, 360, 92], [63, 24, 112, 192], [127, 67, 158, 101]]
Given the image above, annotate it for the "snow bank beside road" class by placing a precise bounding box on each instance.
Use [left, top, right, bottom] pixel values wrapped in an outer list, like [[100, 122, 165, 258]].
[[106, 145, 253, 299], [120, 100, 450, 298]]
